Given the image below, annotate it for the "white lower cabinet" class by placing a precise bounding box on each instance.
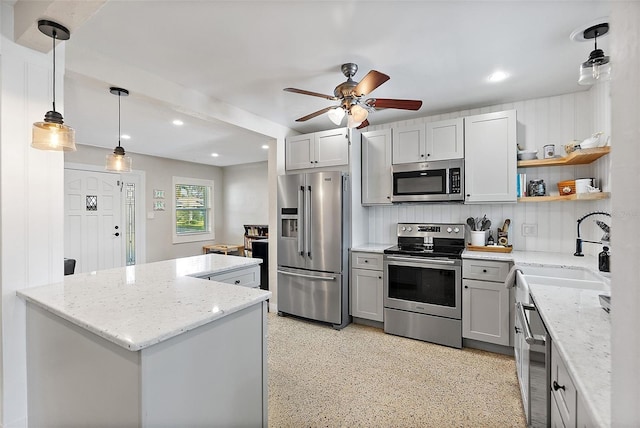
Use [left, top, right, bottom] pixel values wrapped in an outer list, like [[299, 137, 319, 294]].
[[205, 265, 261, 288], [350, 251, 383, 322], [462, 259, 511, 346], [551, 341, 578, 428]]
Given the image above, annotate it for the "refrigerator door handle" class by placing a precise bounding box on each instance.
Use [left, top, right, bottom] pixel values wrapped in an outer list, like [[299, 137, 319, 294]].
[[306, 186, 313, 258], [277, 270, 337, 281], [298, 186, 305, 256]]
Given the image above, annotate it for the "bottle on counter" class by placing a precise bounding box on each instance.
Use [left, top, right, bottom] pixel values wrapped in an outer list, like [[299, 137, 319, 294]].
[[487, 231, 495, 246], [598, 246, 610, 272]]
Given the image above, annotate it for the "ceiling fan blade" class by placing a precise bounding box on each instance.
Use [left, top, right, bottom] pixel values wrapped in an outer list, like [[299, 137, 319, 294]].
[[368, 98, 423, 111], [295, 106, 335, 122], [356, 119, 370, 130], [284, 87, 338, 101], [352, 70, 390, 96]]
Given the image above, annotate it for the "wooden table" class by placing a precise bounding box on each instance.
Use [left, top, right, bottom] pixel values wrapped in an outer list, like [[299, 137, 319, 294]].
[[203, 244, 244, 256]]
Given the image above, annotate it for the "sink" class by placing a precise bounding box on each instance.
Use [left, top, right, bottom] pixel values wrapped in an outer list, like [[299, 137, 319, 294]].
[[522, 265, 602, 281], [522, 266, 609, 291]]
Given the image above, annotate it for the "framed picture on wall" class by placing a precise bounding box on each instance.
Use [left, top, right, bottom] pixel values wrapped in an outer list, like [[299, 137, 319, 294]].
[[154, 189, 165, 199], [154, 201, 165, 211]]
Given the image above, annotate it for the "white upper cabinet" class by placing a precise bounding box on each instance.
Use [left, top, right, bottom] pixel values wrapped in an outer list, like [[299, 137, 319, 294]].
[[285, 128, 349, 171], [426, 118, 464, 160], [361, 129, 392, 205], [285, 134, 314, 170], [392, 124, 425, 164], [464, 110, 517, 203]]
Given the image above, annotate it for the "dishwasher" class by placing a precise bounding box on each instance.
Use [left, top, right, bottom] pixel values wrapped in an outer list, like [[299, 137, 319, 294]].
[[514, 269, 550, 428]]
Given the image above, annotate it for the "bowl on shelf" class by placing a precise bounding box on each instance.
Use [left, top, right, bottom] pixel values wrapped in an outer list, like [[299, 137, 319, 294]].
[[517, 150, 538, 161]]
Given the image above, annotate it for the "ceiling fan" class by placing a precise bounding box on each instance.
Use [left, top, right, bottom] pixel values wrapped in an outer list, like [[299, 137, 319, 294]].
[[284, 63, 423, 129]]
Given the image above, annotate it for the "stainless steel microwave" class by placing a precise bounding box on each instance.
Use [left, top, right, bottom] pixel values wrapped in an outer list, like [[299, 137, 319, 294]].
[[391, 159, 464, 202]]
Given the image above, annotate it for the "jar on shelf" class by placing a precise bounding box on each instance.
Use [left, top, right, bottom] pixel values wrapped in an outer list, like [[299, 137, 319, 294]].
[[528, 179, 546, 197]]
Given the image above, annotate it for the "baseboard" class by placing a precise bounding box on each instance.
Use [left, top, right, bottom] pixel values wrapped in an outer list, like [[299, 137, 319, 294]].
[[463, 338, 514, 356], [351, 317, 383, 330]]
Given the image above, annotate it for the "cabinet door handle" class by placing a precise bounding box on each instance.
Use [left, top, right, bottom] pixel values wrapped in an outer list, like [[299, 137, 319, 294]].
[[482, 269, 487, 273], [552, 381, 565, 391], [234, 280, 241, 285], [364, 260, 368, 263], [420, 154, 425, 157], [464, 285, 469, 289], [378, 276, 382, 279], [514, 326, 521, 334]]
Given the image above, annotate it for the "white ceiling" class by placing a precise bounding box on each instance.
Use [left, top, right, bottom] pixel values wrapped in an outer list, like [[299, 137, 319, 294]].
[[53, 1, 611, 167]]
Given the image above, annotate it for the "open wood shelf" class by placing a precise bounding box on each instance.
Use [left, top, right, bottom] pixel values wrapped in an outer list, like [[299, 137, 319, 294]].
[[517, 147, 610, 168], [518, 192, 610, 203]]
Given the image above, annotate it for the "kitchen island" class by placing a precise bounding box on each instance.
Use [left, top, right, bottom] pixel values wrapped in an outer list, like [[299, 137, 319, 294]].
[[17, 254, 270, 427]]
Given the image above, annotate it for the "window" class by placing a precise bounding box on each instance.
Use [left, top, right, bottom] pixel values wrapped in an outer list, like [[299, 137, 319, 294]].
[[172, 176, 215, 244]]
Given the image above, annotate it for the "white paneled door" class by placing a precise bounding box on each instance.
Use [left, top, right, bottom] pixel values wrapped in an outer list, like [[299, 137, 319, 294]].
[[65, 169, 124, 273]]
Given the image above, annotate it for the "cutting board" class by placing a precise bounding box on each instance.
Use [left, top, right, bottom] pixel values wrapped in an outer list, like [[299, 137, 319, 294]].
[[466, 244, 513, 253]]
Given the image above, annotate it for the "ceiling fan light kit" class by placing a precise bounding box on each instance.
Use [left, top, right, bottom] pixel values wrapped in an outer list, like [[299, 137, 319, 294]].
[[284, 62, 422, 129], [574, 22, 611, 86], [105, 87, 133, 172], [31, 20, 77, 152]]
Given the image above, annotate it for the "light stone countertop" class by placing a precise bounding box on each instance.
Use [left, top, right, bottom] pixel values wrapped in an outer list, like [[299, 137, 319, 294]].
[[17, 254, 270, 352], [351, 243, 394, 253], [529, 283, 610, 427]]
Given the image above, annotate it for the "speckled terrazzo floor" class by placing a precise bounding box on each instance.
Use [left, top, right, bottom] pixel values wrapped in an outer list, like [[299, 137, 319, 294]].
[[267, 313, 526, 427]]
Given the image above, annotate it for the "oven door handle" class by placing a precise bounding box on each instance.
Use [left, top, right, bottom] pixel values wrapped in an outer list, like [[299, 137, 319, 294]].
[[385, 256, 457, 265], [515, 302, 546, 346]]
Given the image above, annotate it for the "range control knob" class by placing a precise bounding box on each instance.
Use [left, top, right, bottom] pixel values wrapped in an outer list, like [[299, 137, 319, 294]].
[[453, 227, 460, 233], [406, 226, 412, 232], [446, 227, 453, 233], [401, 226, 406, 231]]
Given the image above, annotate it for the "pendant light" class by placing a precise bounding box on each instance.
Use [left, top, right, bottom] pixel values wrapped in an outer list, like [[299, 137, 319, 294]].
[[105, 87, 132, 172], [31, 20, 76, 151], [577, 23, 611, 86]]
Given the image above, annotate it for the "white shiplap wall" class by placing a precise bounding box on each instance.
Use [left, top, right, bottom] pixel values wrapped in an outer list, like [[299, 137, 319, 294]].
[[365, 87, 612, 256]]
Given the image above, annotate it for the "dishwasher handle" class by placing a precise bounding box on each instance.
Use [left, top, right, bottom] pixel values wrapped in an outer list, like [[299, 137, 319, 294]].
[[515, 302, 546, 346]]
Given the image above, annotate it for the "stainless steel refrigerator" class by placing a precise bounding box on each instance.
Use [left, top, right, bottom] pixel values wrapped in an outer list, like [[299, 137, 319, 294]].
[[277, 171, 350, 329]]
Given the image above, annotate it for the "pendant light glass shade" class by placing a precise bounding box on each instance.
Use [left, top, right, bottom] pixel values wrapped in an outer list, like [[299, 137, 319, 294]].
[[105, 87, 132, 172], [32, 121, 76, 151], [106, 150, 132, 172], [32, 20, 76, 152]]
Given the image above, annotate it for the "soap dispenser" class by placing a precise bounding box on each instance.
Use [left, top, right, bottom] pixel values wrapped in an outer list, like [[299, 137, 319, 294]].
[[598, 246, 610, 273]]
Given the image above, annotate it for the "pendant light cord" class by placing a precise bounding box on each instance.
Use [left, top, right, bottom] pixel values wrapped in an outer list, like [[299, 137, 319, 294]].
[[118, 92, 122, 148], [52, 29, 57, 112]]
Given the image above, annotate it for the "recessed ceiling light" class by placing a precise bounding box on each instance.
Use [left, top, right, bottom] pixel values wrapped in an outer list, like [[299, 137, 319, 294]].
[[488, 71, 509, 83], [121, 134, 131, 140], [211, 153, 219, 157], [262, 145, 269, 149], [172, 119, 184, 126]]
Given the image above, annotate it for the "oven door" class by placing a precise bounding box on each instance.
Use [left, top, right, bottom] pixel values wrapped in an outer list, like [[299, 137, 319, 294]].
[[383, 255, 461, 319]]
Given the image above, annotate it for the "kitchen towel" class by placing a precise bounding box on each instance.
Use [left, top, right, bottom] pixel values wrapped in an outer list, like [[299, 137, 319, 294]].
[[504, 265, 522, 289]]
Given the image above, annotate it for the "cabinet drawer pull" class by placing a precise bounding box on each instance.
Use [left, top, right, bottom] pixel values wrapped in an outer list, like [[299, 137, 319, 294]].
[[552, 381, 565, 391], [364, 260, 369, 263], [482, 269, 487, 273], [234, 280, 241, 284]]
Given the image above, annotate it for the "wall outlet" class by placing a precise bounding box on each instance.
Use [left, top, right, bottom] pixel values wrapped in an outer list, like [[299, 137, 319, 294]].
[[522, 223, 538, 237]]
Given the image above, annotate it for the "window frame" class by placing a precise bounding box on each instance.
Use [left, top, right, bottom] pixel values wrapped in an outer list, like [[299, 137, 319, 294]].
[[172, 176, 215, 244]]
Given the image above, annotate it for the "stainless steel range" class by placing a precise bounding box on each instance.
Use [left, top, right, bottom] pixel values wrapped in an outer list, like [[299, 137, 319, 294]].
[[383, 223, 465, 348]]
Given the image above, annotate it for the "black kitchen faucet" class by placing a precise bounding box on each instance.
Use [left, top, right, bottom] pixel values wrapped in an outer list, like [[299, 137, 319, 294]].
[[574, 211, 611, 256]]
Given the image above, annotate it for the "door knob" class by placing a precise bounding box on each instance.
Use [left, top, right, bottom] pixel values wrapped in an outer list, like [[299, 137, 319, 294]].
[[114, 232, 120, 237]]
